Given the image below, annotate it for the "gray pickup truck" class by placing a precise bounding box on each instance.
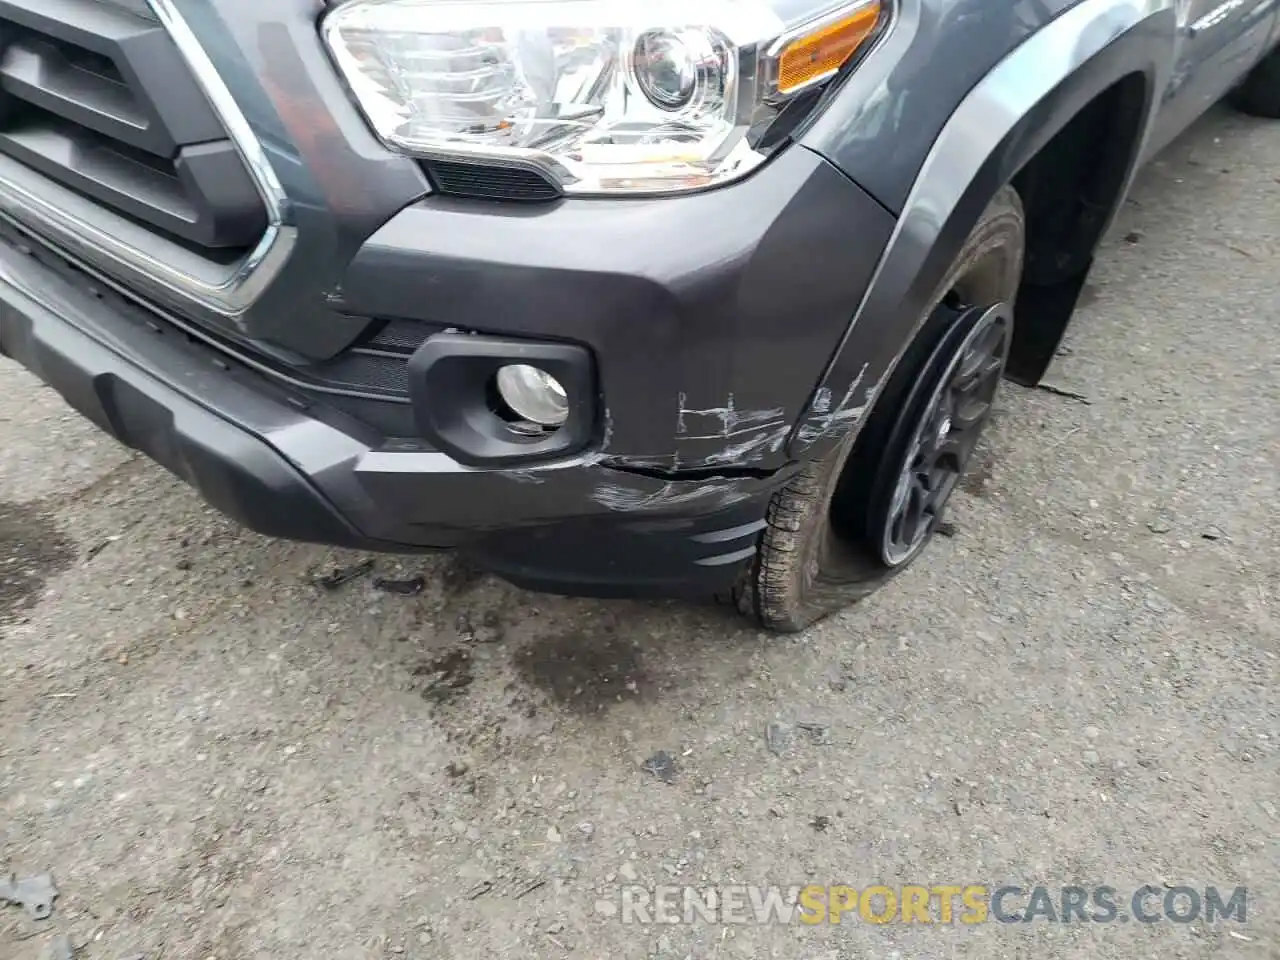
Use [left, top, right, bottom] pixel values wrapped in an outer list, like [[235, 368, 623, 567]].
[[0, 0, 1275, 630]]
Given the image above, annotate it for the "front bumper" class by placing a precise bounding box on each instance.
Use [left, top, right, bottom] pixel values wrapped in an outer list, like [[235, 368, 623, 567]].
[[0, 228, 790, 597], [0, 1, 900, 599]]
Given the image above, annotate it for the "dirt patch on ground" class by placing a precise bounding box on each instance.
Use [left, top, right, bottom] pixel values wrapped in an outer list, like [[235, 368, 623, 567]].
[[514, 625, 657, 715], [0, 500, 75, 623]]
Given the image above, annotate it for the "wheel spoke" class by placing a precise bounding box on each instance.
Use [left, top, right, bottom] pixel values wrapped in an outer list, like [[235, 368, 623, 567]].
[[902, 475, 931, 546], [952, 396, 992, 429], [953, 353, 1003, 399], [940, 419, 982, 458], [879, 310, 1009, 566]]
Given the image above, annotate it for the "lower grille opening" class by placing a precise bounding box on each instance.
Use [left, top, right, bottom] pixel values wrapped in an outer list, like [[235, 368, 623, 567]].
[[302, 320, 440, 401]]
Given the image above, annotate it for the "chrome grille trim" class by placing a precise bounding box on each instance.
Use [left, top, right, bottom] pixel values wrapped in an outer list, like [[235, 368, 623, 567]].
[[0, 0, 293, 320]]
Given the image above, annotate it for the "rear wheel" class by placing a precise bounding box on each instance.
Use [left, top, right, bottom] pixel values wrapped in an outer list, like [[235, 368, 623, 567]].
[[1230, 46, 1280, 118], [738, 187, 1025, 633]]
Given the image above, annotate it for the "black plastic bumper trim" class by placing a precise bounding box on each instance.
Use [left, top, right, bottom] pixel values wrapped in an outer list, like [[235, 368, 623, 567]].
[[0, 253, 367, 548]]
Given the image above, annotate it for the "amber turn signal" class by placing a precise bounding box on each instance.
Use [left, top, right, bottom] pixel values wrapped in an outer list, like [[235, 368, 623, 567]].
[[776, 3, 882, 95]]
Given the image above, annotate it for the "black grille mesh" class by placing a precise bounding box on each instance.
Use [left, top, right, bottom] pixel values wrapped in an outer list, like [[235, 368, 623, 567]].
[[305, 320, 438, 399], [426, 160, 562, 202]]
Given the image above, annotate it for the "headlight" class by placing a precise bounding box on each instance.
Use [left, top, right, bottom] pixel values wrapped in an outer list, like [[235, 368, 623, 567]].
[[322, 0, 883, 195]]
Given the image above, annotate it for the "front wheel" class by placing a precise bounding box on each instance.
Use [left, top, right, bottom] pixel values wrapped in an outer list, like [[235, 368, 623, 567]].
[[737, 187, 1025, 633]]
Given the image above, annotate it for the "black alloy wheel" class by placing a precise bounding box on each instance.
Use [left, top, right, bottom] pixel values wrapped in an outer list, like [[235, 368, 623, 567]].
[[876, 302, 1011, 566]]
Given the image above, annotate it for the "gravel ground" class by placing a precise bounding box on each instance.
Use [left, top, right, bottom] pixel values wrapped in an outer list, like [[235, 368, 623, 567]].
[[1, 106, 1277, 960]]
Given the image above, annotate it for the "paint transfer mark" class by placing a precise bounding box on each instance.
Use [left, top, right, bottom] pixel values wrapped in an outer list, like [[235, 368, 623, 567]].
[[601, 408, 615, 448], [677, 393, 785, 440], [796, 363, 879, 447], [591, 480, 750, 512], [703, 424, 791, 466], [1190, 0, 1246, 33]]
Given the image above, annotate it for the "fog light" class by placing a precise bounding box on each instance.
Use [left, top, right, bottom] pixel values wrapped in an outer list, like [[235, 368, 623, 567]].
[[495, 364, 569, 427]]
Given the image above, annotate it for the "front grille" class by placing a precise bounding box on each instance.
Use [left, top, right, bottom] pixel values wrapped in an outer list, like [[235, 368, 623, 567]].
[[0, 0, 265, 253]]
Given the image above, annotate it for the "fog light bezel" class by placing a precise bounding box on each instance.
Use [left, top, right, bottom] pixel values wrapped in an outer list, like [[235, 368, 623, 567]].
[[408, 333, 597, 466]]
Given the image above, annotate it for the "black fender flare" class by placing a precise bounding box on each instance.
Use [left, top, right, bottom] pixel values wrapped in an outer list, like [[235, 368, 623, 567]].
[[788, 0, 1178, 460]]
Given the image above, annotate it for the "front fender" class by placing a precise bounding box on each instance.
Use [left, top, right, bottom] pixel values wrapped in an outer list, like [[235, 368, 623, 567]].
[[789, 0, 1178, 460]]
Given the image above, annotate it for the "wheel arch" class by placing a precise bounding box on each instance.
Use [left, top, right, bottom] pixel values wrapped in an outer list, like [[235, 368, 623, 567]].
[[788, 0, 1177, 461]]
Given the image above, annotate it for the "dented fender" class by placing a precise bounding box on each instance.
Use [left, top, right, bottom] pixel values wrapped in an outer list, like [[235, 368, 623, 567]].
[[791, 0, 1176, 461]]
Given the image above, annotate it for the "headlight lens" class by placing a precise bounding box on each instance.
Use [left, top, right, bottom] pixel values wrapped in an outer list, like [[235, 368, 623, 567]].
[[322, 0, 883, 195]]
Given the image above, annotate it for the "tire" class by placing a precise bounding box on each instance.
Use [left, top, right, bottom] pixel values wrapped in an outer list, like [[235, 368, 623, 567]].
[[1230, 46, 1280, 118], [737, 186, 1025, 633]]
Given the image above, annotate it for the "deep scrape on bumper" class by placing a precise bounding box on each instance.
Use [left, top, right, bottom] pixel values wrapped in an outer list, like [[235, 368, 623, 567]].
[[0, 234, 785, 596]]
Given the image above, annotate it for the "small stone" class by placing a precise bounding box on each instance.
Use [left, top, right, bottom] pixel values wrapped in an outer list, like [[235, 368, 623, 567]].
[[642, 750, 677, 783], [445, 760, 470, 778], [546, 826, 562, 843], [577, 821, 595, 839], [547, 921, 565, 934], [1083, 726, 1100, 740], [765, 722, 793, 756], [619, 862, 638, 881], [1146, 517, 1173, 534]]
